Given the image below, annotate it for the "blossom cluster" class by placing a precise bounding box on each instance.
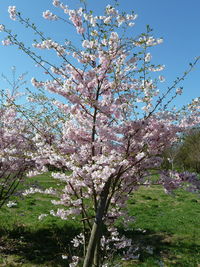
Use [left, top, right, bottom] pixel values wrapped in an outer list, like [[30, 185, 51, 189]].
[[32, 39, 65, 56], [43, 10, 58, 21], [8, 6, 17, 20]]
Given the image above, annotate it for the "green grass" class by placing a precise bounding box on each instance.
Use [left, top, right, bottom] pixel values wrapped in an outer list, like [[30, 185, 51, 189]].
[[0, 173, 200, 266], [125, 186, 200, 266], [0, 173, 81, 266]]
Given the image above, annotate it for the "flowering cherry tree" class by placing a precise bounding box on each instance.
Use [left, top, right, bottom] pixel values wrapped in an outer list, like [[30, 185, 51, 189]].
[[1, 1, 200, 266], [0, 81, 35, 208], [0, 68, 51, 208]]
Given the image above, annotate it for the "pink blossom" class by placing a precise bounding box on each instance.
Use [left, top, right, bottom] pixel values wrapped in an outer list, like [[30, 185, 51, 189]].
[[68, 9, 85, 34], [2, 39, 12, 46], [43, 10, 58, 20], [176, 87, 183, 95], [52, 0, 60, 7], [159, 75, 165, 82], [8, 6, 17, 20], [0, 24, 5, 32], [145, 53, 152, 62]]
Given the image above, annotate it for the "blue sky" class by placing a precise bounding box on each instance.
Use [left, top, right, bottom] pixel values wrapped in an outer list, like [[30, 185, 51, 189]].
[[0, 0, 199, 108]]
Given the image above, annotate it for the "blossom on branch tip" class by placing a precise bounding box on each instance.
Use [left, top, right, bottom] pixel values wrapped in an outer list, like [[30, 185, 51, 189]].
[[53, 0, 60, 7], [8, 6, 17, 20], [0, 24, 5, 32], [145, 53, 152, 62], [43, 10, 58, 20], [128, 22, 135, 27], [176, 87, 183, 95], [149, 65, 165, 72], [104, 16, 112, 24], [159, 75, 165, 82], [2, 39, 12, 46]]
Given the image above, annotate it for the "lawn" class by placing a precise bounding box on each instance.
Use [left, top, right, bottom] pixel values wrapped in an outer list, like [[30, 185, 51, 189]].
[[0, 173, 199, 266]]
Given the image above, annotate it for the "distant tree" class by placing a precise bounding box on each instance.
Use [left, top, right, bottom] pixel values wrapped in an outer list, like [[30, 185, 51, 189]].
[[176, 129, 200, 173], [162, 143, 181, 171], [0, 98, 33, 208], [0, 68, 38, 208]]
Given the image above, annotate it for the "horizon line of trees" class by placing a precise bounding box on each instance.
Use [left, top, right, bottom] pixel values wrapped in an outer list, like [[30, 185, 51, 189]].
[[163, 128, 200, 173]]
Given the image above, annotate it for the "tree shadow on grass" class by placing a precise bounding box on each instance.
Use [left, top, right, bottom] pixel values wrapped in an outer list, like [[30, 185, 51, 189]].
[[0, 226, 200, 266], [0, 223, 81, 266], [116, 228, 200, 265]]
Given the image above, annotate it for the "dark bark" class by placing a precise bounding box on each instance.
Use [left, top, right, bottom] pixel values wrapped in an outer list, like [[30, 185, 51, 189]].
[[83, 176, 112, 267]]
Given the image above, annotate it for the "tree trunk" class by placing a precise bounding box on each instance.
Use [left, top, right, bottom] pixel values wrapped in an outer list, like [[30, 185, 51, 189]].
[[83, 177, 112, 267], [93, 229, 101, 266]]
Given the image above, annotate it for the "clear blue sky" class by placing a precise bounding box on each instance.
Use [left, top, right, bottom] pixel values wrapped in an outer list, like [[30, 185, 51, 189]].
[[0, 0, 199, 108]]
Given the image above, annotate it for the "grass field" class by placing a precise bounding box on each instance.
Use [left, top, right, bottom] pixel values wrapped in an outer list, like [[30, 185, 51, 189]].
[[0, 172, 200, 266]]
